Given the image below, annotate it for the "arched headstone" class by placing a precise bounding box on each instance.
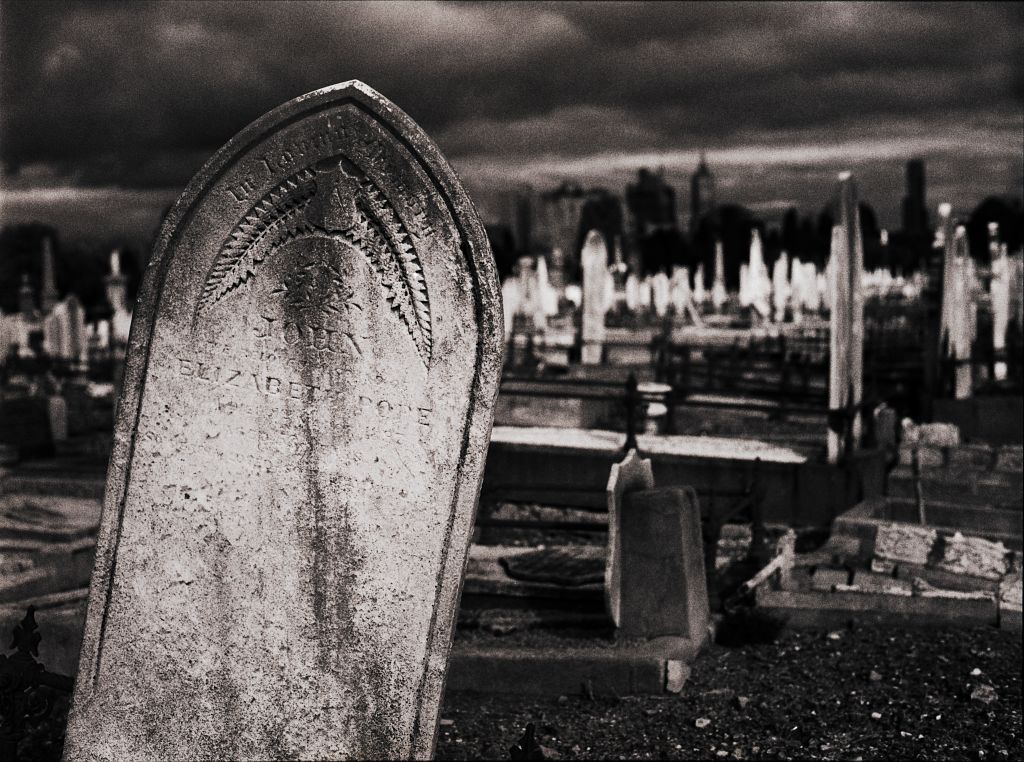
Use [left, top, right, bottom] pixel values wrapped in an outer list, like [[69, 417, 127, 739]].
[[65, 81, 502, 761]]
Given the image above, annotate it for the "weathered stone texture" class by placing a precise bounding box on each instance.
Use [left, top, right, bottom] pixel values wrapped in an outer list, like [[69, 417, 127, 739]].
[[64, 81, 501, 761], [617, 487, 709, 643]]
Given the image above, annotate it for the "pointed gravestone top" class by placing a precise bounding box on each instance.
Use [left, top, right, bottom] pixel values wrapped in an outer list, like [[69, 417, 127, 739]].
[[65, 81, 502, 760], [604, 448, 654, 627], [580, 230, 607, 364]]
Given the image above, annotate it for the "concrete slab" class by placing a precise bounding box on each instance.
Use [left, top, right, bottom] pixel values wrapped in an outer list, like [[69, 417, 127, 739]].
[[0, 492, 102, 543], [447, 638, 699, 696], [755, 587, 999, 628], [491, 426, 811, 463]]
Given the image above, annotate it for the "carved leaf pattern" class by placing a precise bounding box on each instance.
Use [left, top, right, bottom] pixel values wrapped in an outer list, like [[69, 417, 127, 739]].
[[200, 168, 319, 306], [198, 155, 432, 365], [343, 169, 432, 363]]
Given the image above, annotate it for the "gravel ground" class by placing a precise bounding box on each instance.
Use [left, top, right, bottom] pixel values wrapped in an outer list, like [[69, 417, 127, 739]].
[[438, 624, 1022, 761], [16, 624, 1020, 760]]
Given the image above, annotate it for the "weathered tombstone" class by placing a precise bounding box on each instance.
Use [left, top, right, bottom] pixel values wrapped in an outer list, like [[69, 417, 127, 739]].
[[638, 276, 652, 311], [811, 266, 826, 311], [711, 239, 727, 312], [501, 276, 522, 340], [738, 263, 751, 307], [939, 221, 978, 399], [618, 487, 709, 642], [66, 293, 89, 367], [65, 81, 502, 760], [772, 251, 789, 323], [517, 255, 545, 332], [990, 231, 1009, 381], [826, 172, 864, 464], [580, 230, 607, 364], [604, 449, 654, 627], [625, 273, 641, 312], [747, 229, 771, 319], [536, 255, 559, 318], [605, 451, 709, 643], [669, 266, 691, 315], [692, 263, 706, 305], [47, 393, 69, 443], [651, 272, 671, 318], [789, 255, 804, 320]]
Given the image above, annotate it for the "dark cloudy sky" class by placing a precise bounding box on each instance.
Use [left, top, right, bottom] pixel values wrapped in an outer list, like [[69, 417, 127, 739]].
[[1, 1, 1021, 244]]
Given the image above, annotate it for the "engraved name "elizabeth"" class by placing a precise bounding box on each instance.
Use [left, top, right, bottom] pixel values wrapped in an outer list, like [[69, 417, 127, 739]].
[[176, 358, 431, 427]]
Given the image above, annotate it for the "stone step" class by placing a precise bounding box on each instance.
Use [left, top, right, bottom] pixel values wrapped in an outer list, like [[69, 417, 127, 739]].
[[887, 467, 1023, 508]]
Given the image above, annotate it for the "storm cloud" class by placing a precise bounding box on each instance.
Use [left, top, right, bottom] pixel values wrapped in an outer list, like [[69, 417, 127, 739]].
[[1, 1, 1021, 238]]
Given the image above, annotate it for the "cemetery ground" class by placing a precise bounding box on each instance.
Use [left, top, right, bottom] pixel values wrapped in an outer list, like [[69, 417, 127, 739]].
[[438, 624, 1021, 761], [12, 618, 1021, 761]]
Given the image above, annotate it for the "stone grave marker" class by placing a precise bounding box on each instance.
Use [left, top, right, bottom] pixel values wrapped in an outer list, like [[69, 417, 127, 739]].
[[65, 81, 502, 760], [711, 240, 727, 311], [580, 230, 607, 364], [618, 487, 709, 642], [605, 450, 709, 644], [827, 172, 864, 463], [604, 448, 654, 627]]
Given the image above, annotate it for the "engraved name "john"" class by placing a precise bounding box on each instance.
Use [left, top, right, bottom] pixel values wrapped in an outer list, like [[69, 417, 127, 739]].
[[252, 315, 368, 356], [176, 358, 431, 427]]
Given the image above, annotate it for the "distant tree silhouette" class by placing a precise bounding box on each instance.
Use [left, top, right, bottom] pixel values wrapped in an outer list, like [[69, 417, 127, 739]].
[[486, 224, 517, 281], [0, 223, 59, 313], [636, 228, 690, 275], [692, 204, 764, 289], [576, 189, 624, 272], [967, 196, 1024, 262]]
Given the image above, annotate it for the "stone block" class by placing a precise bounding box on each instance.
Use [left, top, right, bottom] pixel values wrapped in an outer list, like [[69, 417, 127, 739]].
[[665, 660, 690, 693], [898, 443, 944, 468], [811, 567, 851, 591], [916, 445, 945, 467], [617, 487, 709, 644], [873, 523, 937, 566], [851, 570, 913, 596], [937, 533, 1010, 580], [918, 422, 960, 448], [947, 444, 993, 468], [605, 449, 655, 627], [995, 446, 1024, 473], [47, 395, 69, 443]]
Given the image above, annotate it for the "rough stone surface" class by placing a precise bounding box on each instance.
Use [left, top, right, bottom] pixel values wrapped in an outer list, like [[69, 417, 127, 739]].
[[580, 230, 607, 365], [493, 426, 809, 463], [937, 533, 1009, 580], [64, 81, 502, 761], [873, 523, 937, 566], [947, 443, 994, 468], [618, 487, 709, 643], [918, 422, 961, 448], [899, 443, 944, 468], [811, 567, 851, 592], [604, 449, 655, 627], [995, 445, 1024, 473]]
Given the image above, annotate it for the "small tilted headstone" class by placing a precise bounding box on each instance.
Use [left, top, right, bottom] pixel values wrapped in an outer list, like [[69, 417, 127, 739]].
[[604, 448, 654, 627], [618, 487, 709, 642], [64, 81, 502, 760], [580, 230, 607, 364]]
